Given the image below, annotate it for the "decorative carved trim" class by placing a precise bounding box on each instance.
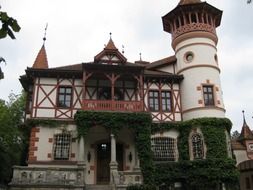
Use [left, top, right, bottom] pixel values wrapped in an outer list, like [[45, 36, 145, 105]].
[[172, 23, 216, 41], [172, 31, 218, 50]]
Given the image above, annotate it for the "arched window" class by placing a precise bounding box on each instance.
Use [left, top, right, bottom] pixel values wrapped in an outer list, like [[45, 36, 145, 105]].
[[191, 133, 204, 159], [151, 137, 177, 161]]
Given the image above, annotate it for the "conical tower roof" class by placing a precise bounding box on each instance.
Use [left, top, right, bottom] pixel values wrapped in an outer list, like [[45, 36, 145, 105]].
[[104, 38, 118, 50], [32, 44, 48, 69], [239, 111, 253, 140]]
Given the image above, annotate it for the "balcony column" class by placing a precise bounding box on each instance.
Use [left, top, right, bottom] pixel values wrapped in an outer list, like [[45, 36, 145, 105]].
[[77, 136, 86, 185], [110, 133, 118, 183], [133, 146, 141, 171]]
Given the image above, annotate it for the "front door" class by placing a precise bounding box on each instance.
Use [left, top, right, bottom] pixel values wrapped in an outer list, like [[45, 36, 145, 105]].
[[97, 143, 110, 184], [96, 143, 124, 184]]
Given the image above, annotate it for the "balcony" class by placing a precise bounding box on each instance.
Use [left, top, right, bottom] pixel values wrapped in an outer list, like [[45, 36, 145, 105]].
[[83, 100, 143, 112]]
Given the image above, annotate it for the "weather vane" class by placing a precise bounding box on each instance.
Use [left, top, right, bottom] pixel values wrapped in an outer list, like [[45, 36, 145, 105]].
[[122, 45, 125, 54], [43, 23, 48, 43], [139, 53, 142, 61]]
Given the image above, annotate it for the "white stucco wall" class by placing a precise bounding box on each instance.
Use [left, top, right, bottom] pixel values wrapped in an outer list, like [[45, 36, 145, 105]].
[[175, 37, 225, 120], [234, 150, 249, 165]]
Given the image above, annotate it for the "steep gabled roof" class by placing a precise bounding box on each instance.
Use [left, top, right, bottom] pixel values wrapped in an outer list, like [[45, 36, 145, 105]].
[[32, 44, 48, 69], [178, 0, 202, 5], [146, 55, 176, 70], [239, 111, 253, 140], [94, 38, 127, 64], [239, 121, 253, 140]]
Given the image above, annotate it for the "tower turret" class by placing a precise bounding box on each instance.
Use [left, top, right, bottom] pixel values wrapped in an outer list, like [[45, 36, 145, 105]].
[[162, 0, 225, 120]]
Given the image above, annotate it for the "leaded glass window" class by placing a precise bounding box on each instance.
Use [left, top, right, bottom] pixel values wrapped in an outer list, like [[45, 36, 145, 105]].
[[151, 137, 176, 161], [53, 133, 71, 160], [191, 133, 204, 159]]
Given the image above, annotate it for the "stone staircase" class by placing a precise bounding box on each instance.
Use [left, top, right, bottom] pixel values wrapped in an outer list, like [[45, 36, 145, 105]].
[[86, 185, 112, 190]]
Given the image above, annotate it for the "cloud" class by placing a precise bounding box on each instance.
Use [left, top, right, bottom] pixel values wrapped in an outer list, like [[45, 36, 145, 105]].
[[1, 0, 253, 132]]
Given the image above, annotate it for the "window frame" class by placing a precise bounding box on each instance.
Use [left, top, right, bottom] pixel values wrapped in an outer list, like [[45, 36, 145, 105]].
[[53, 133, 71, 161], [148, 90, 172, 112], [57, 86, 73, 108], [202, 85, 215, 106], [151, 136, 177, 162], [191, 133, 204, 160]]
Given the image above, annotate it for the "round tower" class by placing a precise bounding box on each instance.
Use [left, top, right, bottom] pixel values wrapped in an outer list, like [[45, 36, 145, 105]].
[[162, 0, 225, 120]]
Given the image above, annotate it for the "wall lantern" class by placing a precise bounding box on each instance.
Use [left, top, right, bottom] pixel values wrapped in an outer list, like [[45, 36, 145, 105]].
[[87, 151, 91, 162], [128, 152, 132, 163]]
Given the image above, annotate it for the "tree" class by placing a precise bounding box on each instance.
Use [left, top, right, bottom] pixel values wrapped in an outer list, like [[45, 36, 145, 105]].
[[248, 0, 252, 3], [231, 130, 240, 140], [0, 6, 20, 39], [0, 5, 21, 79], [0, 92, 26, 185]]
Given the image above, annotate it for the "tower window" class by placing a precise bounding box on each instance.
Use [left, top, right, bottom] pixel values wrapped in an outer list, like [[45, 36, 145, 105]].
[[203, 85, 215, 106], [57, 86, 72, 108], [53, 133, 71, 160], [214, 54, 218, 64], [151, 137, 176, 161], [191, 13, 197, 23], [191, 133, 204, 160], [185, 52, 194, 63]]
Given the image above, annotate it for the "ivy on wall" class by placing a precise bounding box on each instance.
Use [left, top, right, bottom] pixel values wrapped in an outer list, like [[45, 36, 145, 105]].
[[74, 111, 154, 185], [29, 111, 237, 189]]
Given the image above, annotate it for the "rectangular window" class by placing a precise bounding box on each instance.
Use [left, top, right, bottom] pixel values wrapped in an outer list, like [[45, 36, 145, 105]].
[[151, 137, 176, 161], [148, 90, 172, 112], [149, 90, 159, 111], [203, 85, 214, 106], [57, 87, 72, 108], [53, 133, 71, 160], [161, 91, 172, 111]]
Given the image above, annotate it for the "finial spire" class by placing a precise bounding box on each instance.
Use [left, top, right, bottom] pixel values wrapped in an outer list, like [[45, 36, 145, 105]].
[[109, 32, 112, 39], [43, 23, 48, 44], [243, 110, 247, 125], [122, 45, 125, 54], [139, 53, 142, 61]]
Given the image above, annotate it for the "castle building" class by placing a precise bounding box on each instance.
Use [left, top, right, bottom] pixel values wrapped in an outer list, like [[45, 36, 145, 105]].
[[10, 0, 238, 190], [232, 112, 253, 190]]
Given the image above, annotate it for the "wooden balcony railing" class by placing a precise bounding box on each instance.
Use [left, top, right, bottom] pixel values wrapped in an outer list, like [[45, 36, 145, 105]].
[[83, 100, 143, 112]]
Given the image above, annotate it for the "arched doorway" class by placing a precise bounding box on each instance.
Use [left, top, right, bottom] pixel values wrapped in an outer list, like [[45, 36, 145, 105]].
[[96, 142, 124, 184]]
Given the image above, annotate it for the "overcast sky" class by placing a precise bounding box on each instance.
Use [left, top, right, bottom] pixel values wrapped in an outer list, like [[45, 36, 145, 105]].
[[0, 0, 253, 132]]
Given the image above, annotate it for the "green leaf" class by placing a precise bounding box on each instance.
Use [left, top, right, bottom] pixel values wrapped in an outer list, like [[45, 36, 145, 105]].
[[10, 19, 21, 32], [0, 12, 9, 22], [0, 28, 7, 39]]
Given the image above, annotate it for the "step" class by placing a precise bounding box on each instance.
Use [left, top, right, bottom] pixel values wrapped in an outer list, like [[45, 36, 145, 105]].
[[86, 185, 111, 190]]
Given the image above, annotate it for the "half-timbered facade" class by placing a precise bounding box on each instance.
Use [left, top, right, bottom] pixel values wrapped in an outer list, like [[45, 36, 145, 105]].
[[10, 0, 233, 190]]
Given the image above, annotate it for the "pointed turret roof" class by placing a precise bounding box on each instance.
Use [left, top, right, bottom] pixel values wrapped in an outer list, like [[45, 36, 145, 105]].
[[239, 111, 253, 140], [178, 0, 202, 5], [32, 44, 48, 69], [94, 36, 127, 64], [104, 38, 118, 50]]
